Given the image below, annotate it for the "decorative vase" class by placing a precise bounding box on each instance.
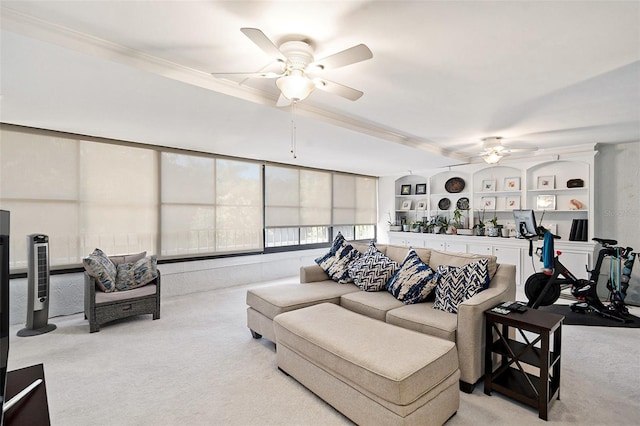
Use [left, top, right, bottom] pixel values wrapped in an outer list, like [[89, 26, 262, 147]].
[[402, 225, 410, 232], [476, 227, 485, 236]]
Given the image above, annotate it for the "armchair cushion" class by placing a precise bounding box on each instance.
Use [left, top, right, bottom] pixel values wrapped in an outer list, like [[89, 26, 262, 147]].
[[115, 255, 158, 291], [83, 248, 118, 293]]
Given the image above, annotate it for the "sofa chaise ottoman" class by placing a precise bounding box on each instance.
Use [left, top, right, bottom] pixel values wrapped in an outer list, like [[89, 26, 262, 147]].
[[275, 303, 460, 426]]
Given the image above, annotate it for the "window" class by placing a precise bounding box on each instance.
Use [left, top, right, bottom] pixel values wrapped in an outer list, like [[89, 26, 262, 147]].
[[333, 173, 377, 241], [161, 153, 262, 256]]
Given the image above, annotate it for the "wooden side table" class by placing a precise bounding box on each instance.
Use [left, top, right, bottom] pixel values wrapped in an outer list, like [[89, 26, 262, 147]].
[[484, 307, 564, 421]]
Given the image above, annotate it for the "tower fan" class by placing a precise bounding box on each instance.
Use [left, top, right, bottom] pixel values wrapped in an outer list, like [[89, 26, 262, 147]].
[[17, 234, 56, 337]]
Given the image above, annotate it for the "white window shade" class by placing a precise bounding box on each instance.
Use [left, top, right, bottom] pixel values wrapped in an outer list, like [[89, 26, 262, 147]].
[[79, 142, 158, 256], [265, 165, 331, 227], [333, 174, 377, 225]]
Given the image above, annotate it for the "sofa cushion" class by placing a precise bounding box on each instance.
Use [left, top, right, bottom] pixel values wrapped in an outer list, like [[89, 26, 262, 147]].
[[83, 248, 118, 293], [386, 302, 457, 342], [115, 255, 158, 291], [351, 240, 386, 255], [429, 249, 497, 280], [246, 282, 360, 320], [385, 245, 431, 265], [387, 249, 439, 304], [347, 243, 400, 291], [315, 234, 362, 284], [340, 291, 404, 321], [433, 258, 489, 314]]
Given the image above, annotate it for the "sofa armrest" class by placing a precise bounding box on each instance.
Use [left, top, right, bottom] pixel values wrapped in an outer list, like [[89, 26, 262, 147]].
[[455, 263, 516, 385], [300, 265, 330, 283]]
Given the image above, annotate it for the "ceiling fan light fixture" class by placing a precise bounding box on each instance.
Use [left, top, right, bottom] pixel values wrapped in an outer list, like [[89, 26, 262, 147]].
[[483, 150, 503, 164], [276, 70, 315, 101]]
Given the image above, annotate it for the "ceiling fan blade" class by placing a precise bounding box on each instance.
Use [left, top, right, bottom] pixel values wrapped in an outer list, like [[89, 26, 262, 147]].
[[211, 71, 281, 79], [276, 93, 292, 107], [315, 79, 363, 101], [312, 44, 373, 71], [240, 28, 286, 61]]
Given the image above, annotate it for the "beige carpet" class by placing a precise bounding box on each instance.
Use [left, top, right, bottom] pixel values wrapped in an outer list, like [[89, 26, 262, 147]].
[[7, 278, 640, 425]]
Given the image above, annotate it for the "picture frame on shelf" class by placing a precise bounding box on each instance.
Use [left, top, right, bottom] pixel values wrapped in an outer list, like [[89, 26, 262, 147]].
[[400, 199, 412, 210], [536, 194, 556, 210], [537, 175, 555, 189], [416, 200, 427, 210], [482, 179, 496, 192], [505, 196, 520, 210], [504, 177, 520, 190], [401, 184, 412, 195], [415, 183, 427, 195], [481, 196, 496, 210]]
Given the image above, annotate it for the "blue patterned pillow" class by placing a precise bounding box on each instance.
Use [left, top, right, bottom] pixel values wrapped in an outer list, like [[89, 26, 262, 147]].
[[348, 243, 400, 291], [433, 258, 489, 313], [115, 255, 158, 291], [387, 249, 439, 304], [315, 234, 361, 283], [83, 248, 118, 293]]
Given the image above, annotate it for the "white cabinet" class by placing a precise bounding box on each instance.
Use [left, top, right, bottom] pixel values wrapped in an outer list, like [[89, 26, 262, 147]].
[[468, 242, 522, 285], [521, 241, 594, 281]]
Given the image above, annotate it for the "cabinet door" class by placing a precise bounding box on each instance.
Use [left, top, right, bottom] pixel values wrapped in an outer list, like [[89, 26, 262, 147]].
[[468, 243, 492, 256], [445, 241, 467, 253], [522, 247, 591, 281], [493, 245, 522, 285]]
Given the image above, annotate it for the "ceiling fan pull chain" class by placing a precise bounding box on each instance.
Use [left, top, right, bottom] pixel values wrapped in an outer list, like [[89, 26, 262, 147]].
[[290, 101, 297, 159]]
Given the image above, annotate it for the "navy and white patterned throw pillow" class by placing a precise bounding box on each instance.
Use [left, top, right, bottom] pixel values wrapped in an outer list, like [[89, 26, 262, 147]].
[[387, 249, 439, 304], [348, 243, 400, 291], [315, 233, 361, 283], [433, 258, 489, 313]]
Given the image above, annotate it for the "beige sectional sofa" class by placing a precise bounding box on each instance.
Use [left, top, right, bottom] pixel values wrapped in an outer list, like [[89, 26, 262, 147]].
[[246, 242, 516, 393]]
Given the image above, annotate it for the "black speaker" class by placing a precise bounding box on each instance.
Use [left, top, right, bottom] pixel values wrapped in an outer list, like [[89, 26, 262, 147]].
[[17, 234, 56, 337]]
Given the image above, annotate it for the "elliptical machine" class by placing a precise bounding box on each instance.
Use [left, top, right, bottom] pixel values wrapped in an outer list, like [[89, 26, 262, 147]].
[[524, 233, 637, 323]]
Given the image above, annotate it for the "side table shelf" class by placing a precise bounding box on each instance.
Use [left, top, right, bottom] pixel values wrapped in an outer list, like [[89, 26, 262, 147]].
[[484, 307, 564, 421]]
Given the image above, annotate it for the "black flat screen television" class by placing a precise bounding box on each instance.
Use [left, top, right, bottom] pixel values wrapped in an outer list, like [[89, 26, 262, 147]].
[[0, 210, 10, 425], [513, 209, 538, 238]]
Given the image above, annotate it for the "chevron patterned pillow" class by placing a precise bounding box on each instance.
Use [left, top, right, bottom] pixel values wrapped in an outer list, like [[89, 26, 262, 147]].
[[433, 258, 490, 313], [315, 233, 361, 283], [348, 243, 400, 291], [387, 249, 439, 304]]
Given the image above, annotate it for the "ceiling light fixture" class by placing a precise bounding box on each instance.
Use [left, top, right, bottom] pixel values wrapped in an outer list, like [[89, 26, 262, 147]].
[[483, 150, 503, 164], [276, 69, 316, 102]]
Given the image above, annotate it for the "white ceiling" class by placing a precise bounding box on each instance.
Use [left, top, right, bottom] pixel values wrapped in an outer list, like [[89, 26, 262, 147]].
[[1, 1, 639, 176]]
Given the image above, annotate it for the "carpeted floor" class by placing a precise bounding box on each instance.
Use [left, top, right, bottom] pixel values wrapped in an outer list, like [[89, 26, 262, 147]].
[[540, 304, 640, 327], [7, 278, 640, 425]]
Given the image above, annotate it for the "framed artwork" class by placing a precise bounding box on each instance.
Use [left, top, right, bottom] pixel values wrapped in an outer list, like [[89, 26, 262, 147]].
[[536, 194, 556, 210], [400, 199, 412, 210], [401, 184, 412, 195], [415, 183, 427, 195], [481, 196, 496, 210], [505, 196, 520, 210], [504, 177, 520, 190], [482, 179, 496, 192], [537, 175, 555, 189], [416, 200, 427, 210]]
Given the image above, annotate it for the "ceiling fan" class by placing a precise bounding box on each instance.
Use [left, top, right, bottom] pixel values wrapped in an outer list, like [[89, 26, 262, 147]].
[[212, 28, 373, 106], [479, 137, 538, 164]]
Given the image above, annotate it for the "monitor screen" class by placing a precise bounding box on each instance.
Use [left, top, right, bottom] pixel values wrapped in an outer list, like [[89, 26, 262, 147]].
[[513, 209, 538, 238]]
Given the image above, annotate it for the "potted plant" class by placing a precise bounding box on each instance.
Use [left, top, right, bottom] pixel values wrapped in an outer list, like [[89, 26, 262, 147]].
[[487, 215, 501, 237], [387, 212, 402, 232], [411, 221, 422, 233], [455, 208, 474, 235], [474, 209, 486, 236], [437, 216, 450, 234]]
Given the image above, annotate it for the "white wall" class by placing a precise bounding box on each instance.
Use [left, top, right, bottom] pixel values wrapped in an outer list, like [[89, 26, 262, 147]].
[[594, 141, 640, 305], [8, 248, 326, 325]]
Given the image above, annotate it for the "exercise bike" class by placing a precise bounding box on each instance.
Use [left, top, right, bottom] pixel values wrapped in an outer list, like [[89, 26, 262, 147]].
[[524, 232, 637, 323]]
